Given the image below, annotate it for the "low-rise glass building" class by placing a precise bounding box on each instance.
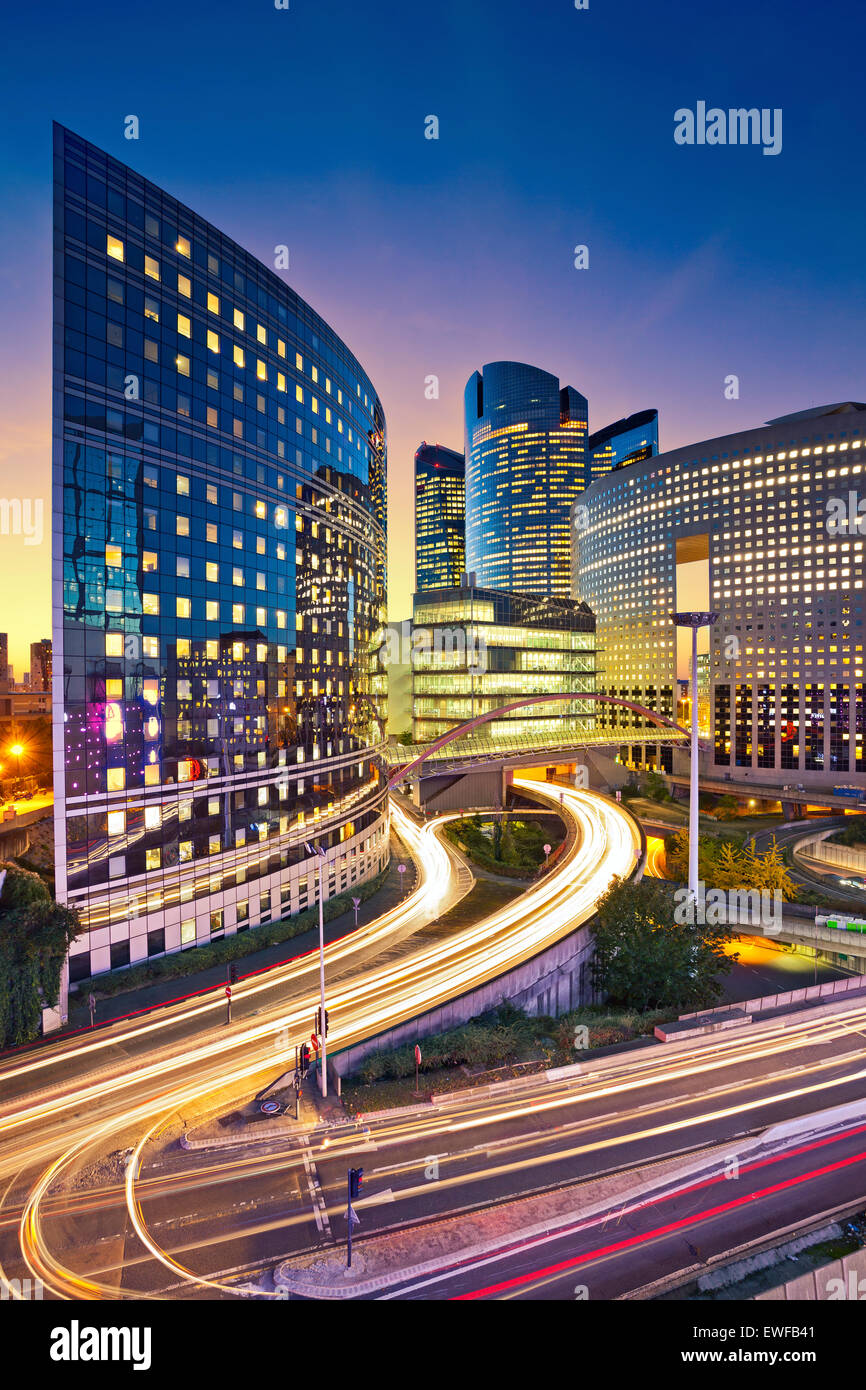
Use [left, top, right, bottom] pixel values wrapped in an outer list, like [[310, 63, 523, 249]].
[[410, 582, 597, 747]]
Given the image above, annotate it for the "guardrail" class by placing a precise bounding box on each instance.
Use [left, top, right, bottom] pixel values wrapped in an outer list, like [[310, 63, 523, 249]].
[[679, 971, 866, 1021]]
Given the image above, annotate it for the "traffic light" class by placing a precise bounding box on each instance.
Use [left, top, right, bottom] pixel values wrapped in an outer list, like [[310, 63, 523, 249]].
[[228, 963, 238, 985], [299, 1043, 310, 1076], [349, 1167, 364, 1200], [315, 1008, 330, 1037]]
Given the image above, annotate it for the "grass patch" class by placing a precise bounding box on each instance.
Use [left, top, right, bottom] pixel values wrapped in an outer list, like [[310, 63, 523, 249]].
[[443, 813, 563, 879], [340, 1002, 679, 1110]]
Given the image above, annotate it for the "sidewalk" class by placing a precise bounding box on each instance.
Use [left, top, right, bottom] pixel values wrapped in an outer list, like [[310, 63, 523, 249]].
[[67, 837, 418, 1031]]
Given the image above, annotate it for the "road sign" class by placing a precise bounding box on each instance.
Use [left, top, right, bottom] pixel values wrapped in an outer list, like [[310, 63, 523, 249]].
[[414, 1044, 421, 1064], [344, 1205, 361, 1227], [224, 986, 232, 998], [310, 1033, 319, 1051], [260, 1100, 281, 1115]]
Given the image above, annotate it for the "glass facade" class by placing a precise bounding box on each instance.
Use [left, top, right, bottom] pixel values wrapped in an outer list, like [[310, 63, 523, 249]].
[[585, 409, 659, 488], [414, 442, 465, 591], [573, 404, 866, 789], [464, 362, 588, 596], [410, 584, 596, 745], [53, 126, 389, 978]]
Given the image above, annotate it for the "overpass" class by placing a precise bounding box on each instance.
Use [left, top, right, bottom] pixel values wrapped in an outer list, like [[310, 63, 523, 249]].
[[383, 692, 691, 811]]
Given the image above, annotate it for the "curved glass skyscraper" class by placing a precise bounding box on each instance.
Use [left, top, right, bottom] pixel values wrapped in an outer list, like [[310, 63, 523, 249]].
[[53, 126, 388, 981], [464, 362, 588, 595]]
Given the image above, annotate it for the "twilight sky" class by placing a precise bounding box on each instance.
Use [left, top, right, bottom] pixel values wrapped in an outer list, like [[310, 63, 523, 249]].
[[1, 0, 864, 676]]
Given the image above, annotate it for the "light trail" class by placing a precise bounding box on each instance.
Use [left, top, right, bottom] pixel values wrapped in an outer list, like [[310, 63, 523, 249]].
[[6, 781, 640, 1295], [0, 801, 454, 1092]]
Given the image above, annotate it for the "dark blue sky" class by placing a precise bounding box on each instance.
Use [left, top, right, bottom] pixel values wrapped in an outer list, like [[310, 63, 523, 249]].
[[1, 0, 864, 660]]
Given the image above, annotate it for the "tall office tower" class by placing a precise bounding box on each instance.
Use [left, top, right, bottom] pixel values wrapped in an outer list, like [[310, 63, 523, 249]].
[[585, 408, 658, 488], [53, 126, 388, 984], [464, 362, 588, 595], [30, 638, 52, 692], [572, 401, 866, 789], [414, 442, 465, 591], [0, 633, 8, 689]]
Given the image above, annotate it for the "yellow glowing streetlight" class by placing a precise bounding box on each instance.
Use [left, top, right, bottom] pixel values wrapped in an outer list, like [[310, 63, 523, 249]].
[[10, 742, 24, 788]]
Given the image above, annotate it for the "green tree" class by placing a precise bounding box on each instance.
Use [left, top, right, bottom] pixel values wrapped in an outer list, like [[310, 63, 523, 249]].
[[591, 876, 734, 1012], [641, 770, 670, 803], [0, 863, 80, 1048]]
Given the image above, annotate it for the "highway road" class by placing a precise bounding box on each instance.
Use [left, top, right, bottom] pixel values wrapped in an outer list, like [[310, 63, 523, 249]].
[[0, 780, 641, 1297], [9, 988, 866, 1300]]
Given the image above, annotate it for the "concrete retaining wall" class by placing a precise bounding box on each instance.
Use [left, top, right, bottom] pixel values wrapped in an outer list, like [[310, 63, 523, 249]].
[[331, 921, 597, 1076]]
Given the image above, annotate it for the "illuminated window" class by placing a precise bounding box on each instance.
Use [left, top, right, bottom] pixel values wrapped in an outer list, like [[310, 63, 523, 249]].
[[106, 679, 123, 699], [144, 296, 159, 322], [177, 313, 191, 338], [105, 633, 124, 657], [277, 372, 286, 392], [256, 359, 267, 381], [206, 599, 218, 620], [176, 474, 190, 496], [146, 848, 161, 870], [176, 596, 191, 618], [207, 330, 219, 354], [143, 593, 160, 615], [178, 273, 192, 298], [176, 235, 191, 257], [176, 354, 190, 377], [207, 406, 218, 428], [106, 234, 124, 262], [106, 767, 125, 792], [206, 561, 218, 582], [105, 544, 122, 568], [208, 292, 220, 315], [233, 345, 245, 368], [144, 255, 160, 281], [107, 811, 126, 836]]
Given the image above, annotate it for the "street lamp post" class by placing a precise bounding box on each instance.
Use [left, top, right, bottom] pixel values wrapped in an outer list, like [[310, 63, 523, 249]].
[[671, 612, 718, 906], [351, 895, 361, 930], [305, 841, 329, 1098], [10, 743, 23, 794]]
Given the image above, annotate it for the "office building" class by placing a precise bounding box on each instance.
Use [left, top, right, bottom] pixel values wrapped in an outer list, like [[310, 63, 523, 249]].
[[30, 638, 52, 693], [585, 408, 658, 488], [414, 442, 465, 591], [411, 579, 597, 746], [464, 362, 588, 595], [53, 126, 388, 981], [572, 402, 866, 788]]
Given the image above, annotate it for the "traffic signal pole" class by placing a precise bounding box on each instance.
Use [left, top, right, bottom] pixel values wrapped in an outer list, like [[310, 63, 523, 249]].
[[347, 1170, 353, 1268]]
